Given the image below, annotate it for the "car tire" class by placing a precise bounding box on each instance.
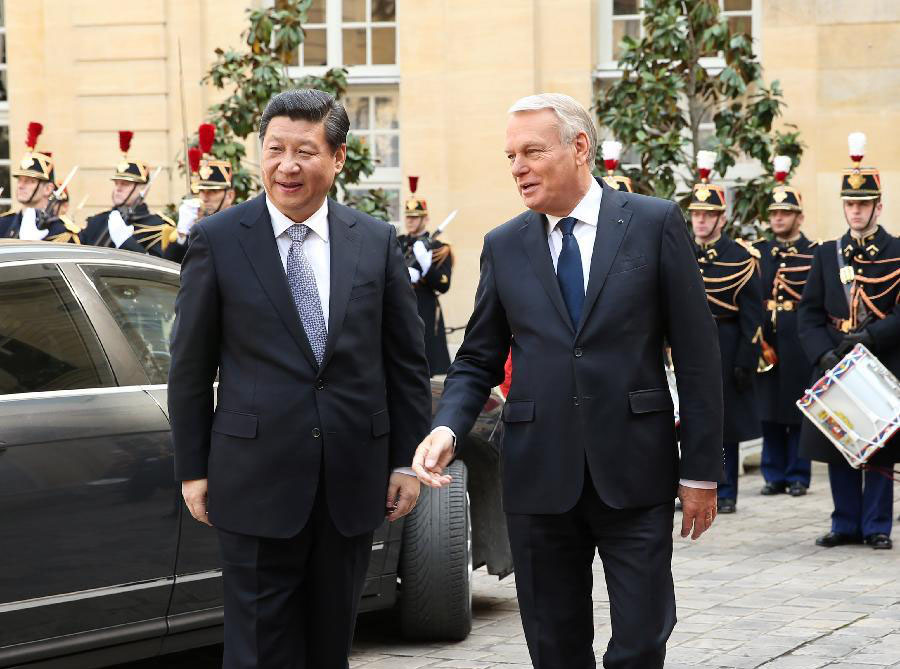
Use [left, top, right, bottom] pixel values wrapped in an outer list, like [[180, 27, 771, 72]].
[[399, 459, 473, 641]]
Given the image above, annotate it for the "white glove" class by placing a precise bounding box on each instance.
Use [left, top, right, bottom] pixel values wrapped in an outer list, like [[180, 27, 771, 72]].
[[176, 199, 200, 244], [413, 239, 432, 275], [18, 208, 48, 241], [408, 266, 422, 283], [107, 209, 135, 248]]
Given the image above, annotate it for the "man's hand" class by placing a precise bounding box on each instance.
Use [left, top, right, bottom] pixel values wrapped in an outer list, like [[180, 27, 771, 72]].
[[837, 327, 873, 357], [817, 349, 841, 375], [386, 473, 420, 522], [678, 485, 716, 540], [412, 431, 455, 488], [182, 478, 213, 527]]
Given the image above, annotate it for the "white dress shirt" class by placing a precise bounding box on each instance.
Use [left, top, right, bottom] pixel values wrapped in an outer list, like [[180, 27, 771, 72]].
[[266, 194, 331, 330], [266, 193, 414, 477], [434, 179, 715, 490]]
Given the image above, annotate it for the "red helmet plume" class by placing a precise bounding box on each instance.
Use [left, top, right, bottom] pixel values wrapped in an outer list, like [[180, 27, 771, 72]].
[[198, 123, 216, 155], [119, 130, 134, 154], [26, 122, 43, 150], [188, 147, 202, 173], [408, 176, 419, 193]]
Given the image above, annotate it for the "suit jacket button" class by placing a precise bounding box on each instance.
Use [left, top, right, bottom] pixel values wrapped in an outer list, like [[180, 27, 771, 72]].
[[574, 348, 583, 358], [315, 379, 325, 390], [312, 428, 321, 438]]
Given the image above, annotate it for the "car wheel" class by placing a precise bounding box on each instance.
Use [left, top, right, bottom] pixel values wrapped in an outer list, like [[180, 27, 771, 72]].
[[398, 459, 472, 641]]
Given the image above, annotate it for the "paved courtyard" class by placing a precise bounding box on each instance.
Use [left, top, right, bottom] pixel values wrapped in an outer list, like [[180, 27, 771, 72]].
[[350, 463, 900, 669]]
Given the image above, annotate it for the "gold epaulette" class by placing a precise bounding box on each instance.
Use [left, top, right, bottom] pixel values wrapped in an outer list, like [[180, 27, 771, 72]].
[[810, 239, 823, 247], [736, 238, 761, 259], [0, 209, 14, 218], [135, 216, 178, 252], [61, 215, 85, 234]]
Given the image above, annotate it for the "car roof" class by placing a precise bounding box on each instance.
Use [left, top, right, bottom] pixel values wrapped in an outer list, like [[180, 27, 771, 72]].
[[0, 240, 179, 270]]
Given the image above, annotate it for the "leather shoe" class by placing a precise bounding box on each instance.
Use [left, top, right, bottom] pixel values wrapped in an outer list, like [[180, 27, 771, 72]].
[[718, 498, 736, 514], [760, 482, 785, 495], [815, 532, 862, 547], [788, 482, 808, 497], [865, 534, 892, 549]]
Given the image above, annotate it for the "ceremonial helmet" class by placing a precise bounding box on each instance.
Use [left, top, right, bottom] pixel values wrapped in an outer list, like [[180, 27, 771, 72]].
[[404, 176, 428, 217], [767, 155, 802, 212], [687, 151, 726, 212], [840, 132, 881, 200], [599, 140, 633, 193], [196, 123, 233, 190], [112, 131, 150, 183], [13, 122, 55, 182]]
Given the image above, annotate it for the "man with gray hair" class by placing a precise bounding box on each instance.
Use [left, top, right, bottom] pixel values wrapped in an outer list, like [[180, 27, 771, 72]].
[[169, 89, 431, 668], [413, 93, 723, 668]]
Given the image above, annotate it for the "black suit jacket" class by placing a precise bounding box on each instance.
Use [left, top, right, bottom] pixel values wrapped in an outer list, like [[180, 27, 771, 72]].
[[168, 194, 431, 538], [433, 180, 723, 514]]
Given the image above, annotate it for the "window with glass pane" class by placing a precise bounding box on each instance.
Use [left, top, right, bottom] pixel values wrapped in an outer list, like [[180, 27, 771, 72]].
[[340, 0, 397, 67], [85, 267, 180, 385], [0, 265, 115, 394], [611, 0, 641, 61]]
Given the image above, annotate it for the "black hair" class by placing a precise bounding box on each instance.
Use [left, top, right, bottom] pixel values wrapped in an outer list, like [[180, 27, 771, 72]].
[[258, 89, 350, 151]]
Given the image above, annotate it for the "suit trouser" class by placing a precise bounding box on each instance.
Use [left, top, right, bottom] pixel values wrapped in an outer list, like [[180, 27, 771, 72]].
[[717, 441, 740, 500], [217, 478, 374, 669], [828, 461, 893, 538], [506, 472, 676, 669], [761, 422, 811, 487]]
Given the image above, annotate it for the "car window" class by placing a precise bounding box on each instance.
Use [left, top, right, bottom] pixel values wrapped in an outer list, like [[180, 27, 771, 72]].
[[0, 263, 115, 394], [82, 266, 180, 385]]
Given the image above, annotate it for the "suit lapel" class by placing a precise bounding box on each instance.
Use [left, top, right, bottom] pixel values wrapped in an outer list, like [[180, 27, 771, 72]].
[[576, 181, 632, 337], [519, 210, 574, 332], [237, 194, 319, 371], [320, 200, 360, 369]]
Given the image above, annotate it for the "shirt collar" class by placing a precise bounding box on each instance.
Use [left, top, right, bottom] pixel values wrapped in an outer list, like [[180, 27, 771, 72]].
[[265, 193, 330, 242], [546, 177, 603, 232]]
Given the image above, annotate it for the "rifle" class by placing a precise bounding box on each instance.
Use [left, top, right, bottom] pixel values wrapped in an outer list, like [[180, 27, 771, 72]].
[[116, 166, 163, 223], [403, 209, 458, 267], [37, 166, 78, 230]]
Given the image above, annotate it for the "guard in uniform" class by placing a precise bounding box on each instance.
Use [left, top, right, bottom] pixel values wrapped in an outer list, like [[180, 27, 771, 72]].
[[79, 130, 176, 256], [798, 133, 899, 549], [0, 122, 82, 244], [689, 151, 764, 514], [599, 139, 634, 192], [754, 156, 817, 497], [398, 176, 453, 376], [166, 123, 236, 263]]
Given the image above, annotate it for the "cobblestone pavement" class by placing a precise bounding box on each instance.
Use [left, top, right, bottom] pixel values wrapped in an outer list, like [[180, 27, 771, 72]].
[[350, 463, 900, 669], [113, 465, 900, 669]]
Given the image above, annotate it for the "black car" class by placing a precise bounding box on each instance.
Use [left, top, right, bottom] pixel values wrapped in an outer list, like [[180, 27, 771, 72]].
[[0, 241, 511, 669]]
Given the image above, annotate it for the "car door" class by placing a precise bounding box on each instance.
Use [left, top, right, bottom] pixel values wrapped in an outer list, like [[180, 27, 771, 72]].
[[71, 261, 224, 638], [0, 261, 177, 664]]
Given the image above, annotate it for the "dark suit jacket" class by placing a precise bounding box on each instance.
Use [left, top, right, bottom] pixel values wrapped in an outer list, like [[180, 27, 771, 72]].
[[433, 180, 724, 514], [168, 194, 431, 538]]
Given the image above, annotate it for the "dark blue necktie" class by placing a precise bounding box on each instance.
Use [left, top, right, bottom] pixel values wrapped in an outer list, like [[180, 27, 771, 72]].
[[556, 216, 584, 328]]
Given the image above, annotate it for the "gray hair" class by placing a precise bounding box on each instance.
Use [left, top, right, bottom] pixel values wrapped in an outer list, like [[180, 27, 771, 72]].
[[258, 89, 350, 151], [508, 93, 597, 161]]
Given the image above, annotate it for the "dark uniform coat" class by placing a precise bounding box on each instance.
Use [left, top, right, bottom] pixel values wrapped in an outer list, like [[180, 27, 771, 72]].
[[398, 234, 452, 375], [0, 209, 82, 243], [755, 235, 819, 424], [79, 203, 175, 257], [798, 225, 900, 465], [696, 234, 764, 442]]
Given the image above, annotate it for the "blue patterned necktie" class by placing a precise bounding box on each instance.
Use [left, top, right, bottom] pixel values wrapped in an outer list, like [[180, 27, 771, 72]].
[[286, 224, 327, 365], [556, 216, 584, 328]]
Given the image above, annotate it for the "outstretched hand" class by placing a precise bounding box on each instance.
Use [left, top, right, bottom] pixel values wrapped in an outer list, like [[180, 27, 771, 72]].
[[412, 431, 455, 488], [678, 485, 716, 540]]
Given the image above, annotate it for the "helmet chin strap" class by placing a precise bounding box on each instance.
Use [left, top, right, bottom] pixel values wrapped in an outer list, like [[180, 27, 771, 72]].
[[845, 199, 879, 236], [116, 183, 139, 209], [22, 181, 43, 207]]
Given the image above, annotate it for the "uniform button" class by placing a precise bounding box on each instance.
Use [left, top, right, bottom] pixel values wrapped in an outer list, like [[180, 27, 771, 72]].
[[312, 428, 321, 438], [574, 348, 583, 358], [315, 379, 325, 390], [780, 262, 786, 268], [857, 268, 863, 274], [778, 294, 784, 301]]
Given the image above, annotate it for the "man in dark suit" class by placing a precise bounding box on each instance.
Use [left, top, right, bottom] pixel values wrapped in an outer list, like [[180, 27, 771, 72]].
[[413, 94, 723, 669], [169, 89, 431, 669]]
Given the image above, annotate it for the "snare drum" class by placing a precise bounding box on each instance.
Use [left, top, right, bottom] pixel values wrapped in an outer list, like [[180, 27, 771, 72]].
[[796, 343, 900, 468]]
